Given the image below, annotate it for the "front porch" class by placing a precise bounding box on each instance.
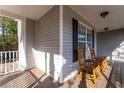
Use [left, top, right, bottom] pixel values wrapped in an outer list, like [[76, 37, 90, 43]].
[[0, 5, 124, 88], [0, 61, 122, 88]]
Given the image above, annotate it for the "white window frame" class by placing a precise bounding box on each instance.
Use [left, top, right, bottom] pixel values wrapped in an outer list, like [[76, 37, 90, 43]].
[[78, 21, 93, 59]]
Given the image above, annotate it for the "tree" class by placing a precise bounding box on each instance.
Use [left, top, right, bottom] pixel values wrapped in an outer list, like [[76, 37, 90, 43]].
[[0, 16, 18, 51]]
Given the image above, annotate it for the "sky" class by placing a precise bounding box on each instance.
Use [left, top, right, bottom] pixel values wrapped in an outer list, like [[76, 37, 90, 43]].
[[0, 25, 2, 35]]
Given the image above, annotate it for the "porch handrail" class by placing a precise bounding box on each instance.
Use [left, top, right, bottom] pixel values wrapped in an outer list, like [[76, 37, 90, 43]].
[[0, 50, 18, 53]]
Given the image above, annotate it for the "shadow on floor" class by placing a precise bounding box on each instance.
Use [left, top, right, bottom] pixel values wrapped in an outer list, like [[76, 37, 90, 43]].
[[0, 68, 60, 88]]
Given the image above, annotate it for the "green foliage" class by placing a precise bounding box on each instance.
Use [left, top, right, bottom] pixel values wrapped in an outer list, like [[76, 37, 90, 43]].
[[0, 16, 18, 51]]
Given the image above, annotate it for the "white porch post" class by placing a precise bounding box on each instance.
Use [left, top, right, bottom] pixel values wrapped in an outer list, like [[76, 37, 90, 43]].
[[94, 31, 97, 56], [59, 5, 64, 83], [17, 19, 27, 70]]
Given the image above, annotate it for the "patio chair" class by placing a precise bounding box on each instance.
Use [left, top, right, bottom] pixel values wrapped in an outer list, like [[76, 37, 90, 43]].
[[77, 48, 100, 86], [89, 48, 108, 72]]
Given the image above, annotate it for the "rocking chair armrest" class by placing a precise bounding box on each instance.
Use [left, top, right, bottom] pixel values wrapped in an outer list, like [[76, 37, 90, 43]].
[[92, 58, 97, 62], [102, 56, 106, 58], [97, 56, 106, 59], [79, 66, 85, 72]]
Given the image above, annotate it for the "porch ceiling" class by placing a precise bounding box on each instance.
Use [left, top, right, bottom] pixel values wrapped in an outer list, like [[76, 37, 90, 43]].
[[1, 5, 124, 32], [0, 5, 53, 20], [70, 5, 124, 32]]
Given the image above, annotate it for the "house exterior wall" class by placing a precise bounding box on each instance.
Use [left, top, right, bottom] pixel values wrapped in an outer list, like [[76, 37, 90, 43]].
[[62, 6, 95, 82], [0, 6, 96, 83], [26, 18, 36, 68], [97, 28, 124, 62], [36, 6, 61, 81]]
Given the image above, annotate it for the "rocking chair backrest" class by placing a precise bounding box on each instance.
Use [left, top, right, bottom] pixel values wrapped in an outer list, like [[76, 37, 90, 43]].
[[89, 48, 99, 67], [89, 48, 96, 60], [78, 48, 86, 68]]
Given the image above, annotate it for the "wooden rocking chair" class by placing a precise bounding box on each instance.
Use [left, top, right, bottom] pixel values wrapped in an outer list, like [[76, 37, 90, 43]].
[[78, 48, 100, 86], [89, 48, 108, 72]]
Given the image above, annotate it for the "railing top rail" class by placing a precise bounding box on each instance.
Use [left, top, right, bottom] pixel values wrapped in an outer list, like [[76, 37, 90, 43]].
[[0, 50, 19, 53]]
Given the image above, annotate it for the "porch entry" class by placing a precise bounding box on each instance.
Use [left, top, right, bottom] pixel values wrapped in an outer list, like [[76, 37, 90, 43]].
[[0, 16, 20, 75], [73, 18, 94, 62]]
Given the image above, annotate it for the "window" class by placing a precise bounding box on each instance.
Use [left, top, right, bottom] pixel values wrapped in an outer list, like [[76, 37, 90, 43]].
[[72, 18, 94, 62], [78, 22, 93, 59]]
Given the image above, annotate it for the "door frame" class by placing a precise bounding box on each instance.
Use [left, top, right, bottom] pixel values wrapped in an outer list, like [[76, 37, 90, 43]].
[[0, 9, 27, 71]]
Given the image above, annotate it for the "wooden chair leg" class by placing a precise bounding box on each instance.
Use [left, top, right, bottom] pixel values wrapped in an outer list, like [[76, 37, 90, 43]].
[[89, 68, 97, 87], [87, 66, 96, 87], [102, 60, 108, 72], [80, 71, 83, 81], [104, 60, 108, 69], [97, 65, 104, 80], [90, 65, 103, 87], [93, 69, 96, 82]]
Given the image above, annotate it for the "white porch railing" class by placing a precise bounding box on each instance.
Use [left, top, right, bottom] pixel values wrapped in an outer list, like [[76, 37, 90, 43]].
[[0, 51, 19, 75]]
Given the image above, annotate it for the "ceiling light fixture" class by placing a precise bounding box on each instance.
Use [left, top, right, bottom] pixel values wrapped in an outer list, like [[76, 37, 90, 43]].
[[104, 27, 109, 31], [100, 11, 109, 18]]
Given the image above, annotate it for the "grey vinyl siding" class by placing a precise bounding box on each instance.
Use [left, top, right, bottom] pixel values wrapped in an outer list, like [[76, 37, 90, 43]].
[[63, 6, 95, 81], [26, 18, 36, 68], [37, 6, 59, 54], [37, 6, 59, 79], [97, 28, 124, 61]]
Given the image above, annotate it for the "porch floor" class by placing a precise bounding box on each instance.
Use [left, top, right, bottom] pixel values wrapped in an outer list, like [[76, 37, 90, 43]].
[[0, 62, 122, 88]]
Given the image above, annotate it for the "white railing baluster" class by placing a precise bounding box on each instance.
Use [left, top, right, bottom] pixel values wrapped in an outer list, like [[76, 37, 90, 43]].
[[13, 51, 15, 71], [16, 51, 18, 70], [0, 53, 2, 74], [17, 51, 20, 70], [5, 52, 7, 74], [9, 52, 11, 72]]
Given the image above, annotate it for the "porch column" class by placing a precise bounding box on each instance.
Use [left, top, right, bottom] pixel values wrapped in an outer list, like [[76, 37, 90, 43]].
[[59, 5, 64, 83]]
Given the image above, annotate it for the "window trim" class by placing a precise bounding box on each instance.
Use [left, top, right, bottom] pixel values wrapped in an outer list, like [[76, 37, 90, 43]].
[[78, 21, 93, 48], [72, 18, 94, 62], [78, 21, 93, 59], [78, 21, 92, 30]]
